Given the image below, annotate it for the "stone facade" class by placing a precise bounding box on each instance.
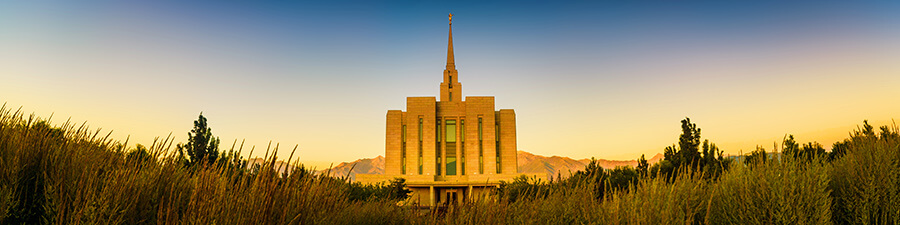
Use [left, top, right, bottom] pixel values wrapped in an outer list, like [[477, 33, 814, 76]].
[[358, 16, 539, 207]]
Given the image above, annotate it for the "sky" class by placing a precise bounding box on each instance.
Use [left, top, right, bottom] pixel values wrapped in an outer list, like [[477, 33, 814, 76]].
[[1, 1, 899, 168]]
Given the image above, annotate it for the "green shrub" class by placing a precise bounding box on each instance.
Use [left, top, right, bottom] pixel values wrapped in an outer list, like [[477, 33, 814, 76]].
[[708, 156, 832, 224], [829, 122, 900, 224]]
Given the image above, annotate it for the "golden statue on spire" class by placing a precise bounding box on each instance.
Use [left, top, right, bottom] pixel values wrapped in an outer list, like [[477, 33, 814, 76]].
[[449, 13, 453, 25]]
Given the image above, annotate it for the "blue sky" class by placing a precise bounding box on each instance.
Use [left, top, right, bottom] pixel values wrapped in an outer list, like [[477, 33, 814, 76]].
[[2, 1, 899, 167]]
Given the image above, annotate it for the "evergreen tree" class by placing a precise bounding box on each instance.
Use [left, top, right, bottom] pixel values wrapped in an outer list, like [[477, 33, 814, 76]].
[[661, 118, 702, 171], [660, 117, 731, 180], [678, 118, 702, 166], [782, 135, 799, 158], [799, 142, 826, 161], [177, 113, 220, 167], [637, 154, 649, 177], [569, 158, 608, 199], [386, 178, 413, 201], [781, 134, 826, 162], [744, 146, 768, 165], [830, 140, 849, 161]]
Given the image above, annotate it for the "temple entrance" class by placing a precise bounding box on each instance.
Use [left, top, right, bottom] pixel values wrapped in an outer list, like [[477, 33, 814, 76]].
[[446, 190, 458, 205]]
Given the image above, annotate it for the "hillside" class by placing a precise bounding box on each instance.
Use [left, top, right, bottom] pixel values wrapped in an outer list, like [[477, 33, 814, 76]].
[[321, 151, 663, 180], [320, 156, 385, 180], [517, 151, 663, 179]]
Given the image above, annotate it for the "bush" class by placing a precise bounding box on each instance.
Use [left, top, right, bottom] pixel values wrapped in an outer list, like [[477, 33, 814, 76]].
[[829, 122, 900, 224], [708, 155, 833, 224], [345, 178, 412, 202]]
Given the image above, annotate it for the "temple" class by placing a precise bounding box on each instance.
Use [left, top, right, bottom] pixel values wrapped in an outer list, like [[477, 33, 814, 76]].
[[357, 14, 539, 206]]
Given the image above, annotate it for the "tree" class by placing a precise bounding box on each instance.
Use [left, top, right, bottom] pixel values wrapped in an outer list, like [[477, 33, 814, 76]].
[[677, 118, 702, 166], [879, 124, 897, 140], [782, 134, 826, 162], [568, 158, 608, 199], [385, 178, 413, 201], [782, 134, 828, 162], [636, 154, 649, 177], [701, 139, 730, 179], [177, 113, 220, 167], [828, 120, 899, 161], [660, 117, 729, 179], [799, 142, 826, 161], [830, 140, 849, 161], [744, 146, 768, 165], [860, 120, 876, 138], [782, 135, 799, 158], [663, 118, 703, 169], [607, 166, 639, 191], [344, 178, 412, 202], [497, 175, 546, 203]]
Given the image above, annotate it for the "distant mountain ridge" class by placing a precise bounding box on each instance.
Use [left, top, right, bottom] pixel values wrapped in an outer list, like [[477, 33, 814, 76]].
[[517, 151, 663, 179], [321, 156, 384, 180], [321, 151, 663, 180]]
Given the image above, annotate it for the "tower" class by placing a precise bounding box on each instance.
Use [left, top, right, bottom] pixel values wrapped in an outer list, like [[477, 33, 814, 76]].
[[357, 14, 537, 207], [441, 13, 462, 102]]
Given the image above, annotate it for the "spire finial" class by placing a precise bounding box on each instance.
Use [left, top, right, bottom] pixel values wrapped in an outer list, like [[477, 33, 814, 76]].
[[442, 13, 460, 102], [446, 13, 455, 69]]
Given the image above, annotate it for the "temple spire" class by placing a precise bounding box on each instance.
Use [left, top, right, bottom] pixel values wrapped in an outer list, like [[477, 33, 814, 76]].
[[446, 13, 455, 70], [441, 13, 461, 102]]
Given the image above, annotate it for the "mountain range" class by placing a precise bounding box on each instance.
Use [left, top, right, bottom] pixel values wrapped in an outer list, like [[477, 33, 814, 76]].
[[318, 151, 663, 181]]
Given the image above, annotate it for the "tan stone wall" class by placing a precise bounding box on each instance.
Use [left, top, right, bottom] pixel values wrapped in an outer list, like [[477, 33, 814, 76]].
[[464, 96, 496, 176], [382, 98, 520, 178], [377, 92, 521, 207], [498, 109, 517, 174], [406, 97, 436, 176], [356, 174, 396, 184], [440, 69, 462, 102], [384, 110, 402, 175]]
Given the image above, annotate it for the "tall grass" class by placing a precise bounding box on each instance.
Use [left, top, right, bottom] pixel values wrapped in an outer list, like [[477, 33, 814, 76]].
[[1, 103, 898, 224], [829, 124, 900, 224], [707, 157, 832, 224], [0, 105, 414, 224]]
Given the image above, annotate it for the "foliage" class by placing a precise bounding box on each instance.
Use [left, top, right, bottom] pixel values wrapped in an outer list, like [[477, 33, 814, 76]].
[[658, 117, 731, 180], [345, 178, 412, 202], [0, 105, 413, 224], [176, 113, 220, 167], [636, 154, 649, 177], [498, 160, 641, 204], [497, 175, 552, 203], [744, 146, 769, 165], [782, 134, 800, 157], [828, 121, 900, 224], [567, 158, 609, 199], [661, 117, 702, 173], [708, 154, 833, 224], [782, 134, 827, 163], [606, 166, 639, 192], [2, 104, 899, 224]]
